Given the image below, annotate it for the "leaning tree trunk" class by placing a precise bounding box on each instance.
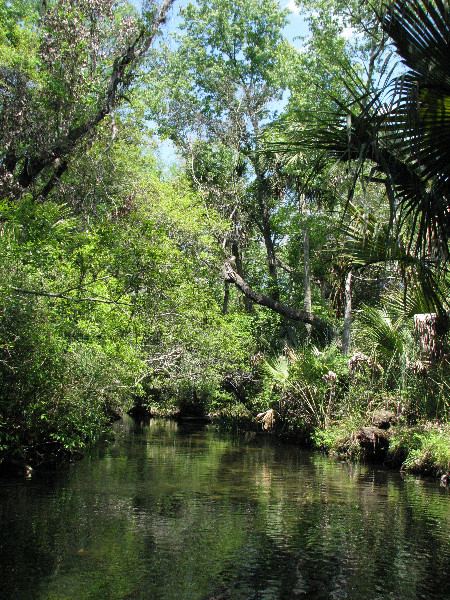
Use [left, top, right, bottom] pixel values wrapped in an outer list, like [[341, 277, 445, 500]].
[[11, 0, 176, 200], [222, 262, 332, 337]]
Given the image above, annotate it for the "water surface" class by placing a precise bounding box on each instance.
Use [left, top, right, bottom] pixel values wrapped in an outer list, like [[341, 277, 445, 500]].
[[1, 417, 449, 600]]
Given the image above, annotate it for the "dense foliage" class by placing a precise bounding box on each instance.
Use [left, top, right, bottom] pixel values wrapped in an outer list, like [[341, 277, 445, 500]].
[[0, 0, 448, 477]]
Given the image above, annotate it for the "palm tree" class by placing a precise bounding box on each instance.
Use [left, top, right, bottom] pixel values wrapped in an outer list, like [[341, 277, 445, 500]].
[[381, 0, 450, 261], [271, 0, 450, 315]]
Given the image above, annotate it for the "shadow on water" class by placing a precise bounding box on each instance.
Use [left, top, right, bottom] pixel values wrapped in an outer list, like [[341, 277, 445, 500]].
[[0, 416, 449, 600]]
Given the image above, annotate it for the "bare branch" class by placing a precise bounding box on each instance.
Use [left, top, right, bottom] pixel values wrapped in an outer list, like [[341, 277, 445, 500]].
[[9, 286, 132, 307], [276, 257, 299, 275], [144, 348, 183, 363]]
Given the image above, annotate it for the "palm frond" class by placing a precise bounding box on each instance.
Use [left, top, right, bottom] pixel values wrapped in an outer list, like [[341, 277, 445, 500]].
[[382, 0, 450, 87], [386, 274, 450, 319], [270, 0, 450, 264], [341, 201, 449, 314], [380, 0, 450, 256], [355, 304, 405, 358], [262, 355, 290, 386]]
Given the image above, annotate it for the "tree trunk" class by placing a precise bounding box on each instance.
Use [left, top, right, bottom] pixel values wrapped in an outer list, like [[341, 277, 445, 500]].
[[342, 270, 352, 355], [261, 200, 279, 299], [303, 228, 312, 335], [253, 164, 279, 298], [414, 313, 449, 361], [299, 193, 312, 334], [222, 281, 230, 314], [231, 241, 252, 312]]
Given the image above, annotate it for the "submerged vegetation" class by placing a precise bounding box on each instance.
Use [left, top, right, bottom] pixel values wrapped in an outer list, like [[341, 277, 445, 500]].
[[0, 0, 448, 479]]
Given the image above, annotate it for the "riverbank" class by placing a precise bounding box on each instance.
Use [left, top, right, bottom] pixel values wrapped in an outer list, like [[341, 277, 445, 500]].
[[1, 399, 448, 484], [314, 418, 450, 483], [147, 403, 450, 484]]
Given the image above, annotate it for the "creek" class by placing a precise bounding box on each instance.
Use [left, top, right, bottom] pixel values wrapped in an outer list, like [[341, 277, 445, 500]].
[[0, 417, 449, 600]]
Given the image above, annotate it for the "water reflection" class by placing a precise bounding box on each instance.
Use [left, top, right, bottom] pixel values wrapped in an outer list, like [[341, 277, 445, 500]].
[[0, 417, 448, 600]]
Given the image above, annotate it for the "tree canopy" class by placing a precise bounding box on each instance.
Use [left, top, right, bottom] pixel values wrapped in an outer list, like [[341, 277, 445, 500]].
[[0, 0, 448, 471]]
